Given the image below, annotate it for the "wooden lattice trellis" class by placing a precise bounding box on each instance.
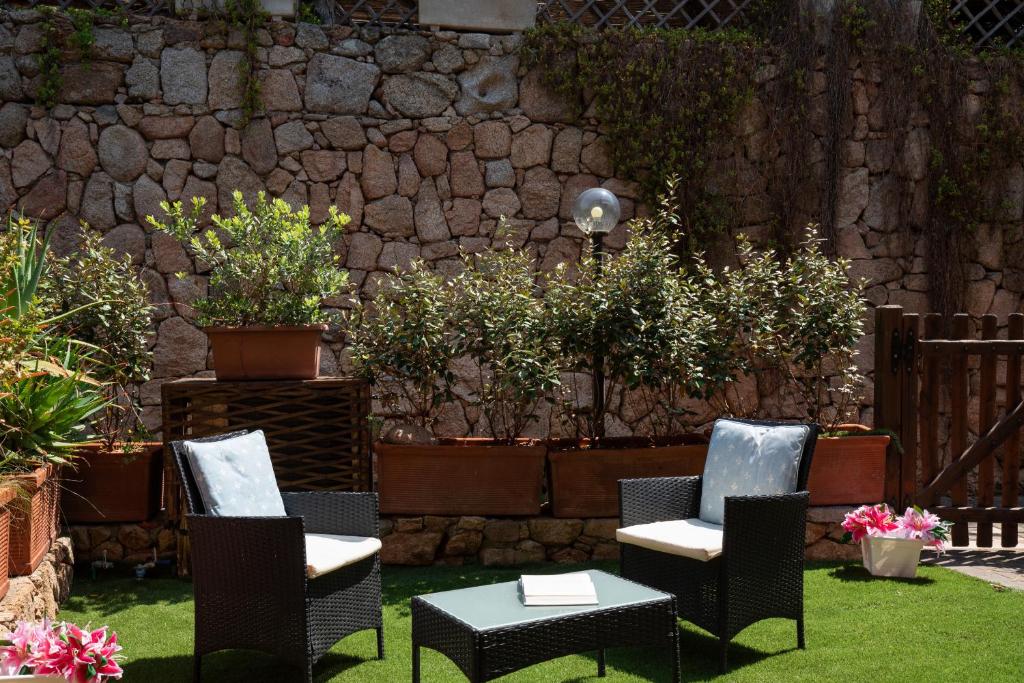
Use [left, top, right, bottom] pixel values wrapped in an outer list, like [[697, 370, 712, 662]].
[[20, 0, 172, 15], [537, 0, 752, 29], [162, 378, 372, 573], [949, 0, 1024, 48]]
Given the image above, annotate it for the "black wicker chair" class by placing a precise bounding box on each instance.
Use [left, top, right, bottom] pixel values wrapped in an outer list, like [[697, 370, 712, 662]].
[[617, 418, 819, 672], [171, 431, 384, 682]]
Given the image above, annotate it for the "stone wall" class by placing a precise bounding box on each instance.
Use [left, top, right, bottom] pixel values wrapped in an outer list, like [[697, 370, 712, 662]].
[[1, 9, 1021, 444], [0, 537, 74, 631], [66, 510, 857, 568]]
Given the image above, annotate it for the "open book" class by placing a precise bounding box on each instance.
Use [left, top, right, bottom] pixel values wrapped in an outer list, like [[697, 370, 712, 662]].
[[519, 573, 599, 606]]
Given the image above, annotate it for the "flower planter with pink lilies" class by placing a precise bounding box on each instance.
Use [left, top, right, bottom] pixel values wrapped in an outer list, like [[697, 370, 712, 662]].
[[0, 620, 122, 682], [841, 504, 952, 578]]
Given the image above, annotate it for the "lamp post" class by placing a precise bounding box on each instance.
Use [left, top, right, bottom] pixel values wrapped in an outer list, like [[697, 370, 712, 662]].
[[572, 187, 621, 442]]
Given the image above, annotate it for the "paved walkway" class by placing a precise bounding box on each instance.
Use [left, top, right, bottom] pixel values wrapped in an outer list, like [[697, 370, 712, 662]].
[[921, 524, 1024, 590]]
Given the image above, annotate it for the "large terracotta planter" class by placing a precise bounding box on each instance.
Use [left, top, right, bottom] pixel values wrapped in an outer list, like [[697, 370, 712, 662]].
[[807, 432, 890, 506], [548, 437, 709, 518], [62, 443, 163, 523], [375, 439, 547, 516], [206, 324, 326, 381], [6, 466, 59, 576]]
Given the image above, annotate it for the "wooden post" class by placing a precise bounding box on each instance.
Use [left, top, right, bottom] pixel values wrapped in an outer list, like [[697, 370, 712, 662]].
[[919, 314, 942, 504], [874, 305, 905, 505], [1004, 314, 1023, 547], [977, 315, 997, 547], [950, 314, 970, 547], [899, 314, 919, 510]]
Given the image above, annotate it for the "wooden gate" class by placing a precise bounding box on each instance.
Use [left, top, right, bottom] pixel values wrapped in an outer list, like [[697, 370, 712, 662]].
[[874, 305, 1023, 547]]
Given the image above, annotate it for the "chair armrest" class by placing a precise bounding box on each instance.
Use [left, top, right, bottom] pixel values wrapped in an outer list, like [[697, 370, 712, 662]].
[[618, 476, 702, 527], [281, 491, 380, 537], [187, 514, 307, 596], [722, 491, 809, 570]]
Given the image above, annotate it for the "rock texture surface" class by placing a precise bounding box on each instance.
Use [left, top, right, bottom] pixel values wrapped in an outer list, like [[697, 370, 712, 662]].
[[0, 538, 74, 632]]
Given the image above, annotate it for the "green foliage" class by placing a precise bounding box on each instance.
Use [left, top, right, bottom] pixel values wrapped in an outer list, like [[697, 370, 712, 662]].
[[224, 0, 267, 125], [719, 228, 868, 429], [149, 192, 350, 328], [0, 371, 105, 471], [41, 230, 155, 448], [521, 23, 758, 246], [451, 233, 561, 442], [548, 182, 740, 439], [0, 216, 49, 384], [35, 9, 63, 109], [67, 8, 96, 61], [347, 261, 456, 430]]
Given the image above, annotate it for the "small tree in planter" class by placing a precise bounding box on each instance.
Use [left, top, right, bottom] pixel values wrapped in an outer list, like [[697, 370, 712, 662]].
[[718, 229, 880, 505], [545, 192, 740, 517], [451, 242, 561, 443], [348, 259, 456, 439], [150, 192, 350, 380], [41, 231, 162, 523]]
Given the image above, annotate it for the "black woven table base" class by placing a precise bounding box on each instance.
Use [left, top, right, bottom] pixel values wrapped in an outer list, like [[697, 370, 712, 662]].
[[411, 590, 679, 682]]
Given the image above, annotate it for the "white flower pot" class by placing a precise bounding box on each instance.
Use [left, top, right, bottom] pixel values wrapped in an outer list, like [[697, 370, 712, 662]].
[[861, 537, 924, 578], [0, 676, 64, 681]]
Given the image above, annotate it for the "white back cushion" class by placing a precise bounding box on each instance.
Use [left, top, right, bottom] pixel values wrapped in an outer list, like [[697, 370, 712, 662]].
[[698, 420, 809, 525], [183, 430, 286, 517]]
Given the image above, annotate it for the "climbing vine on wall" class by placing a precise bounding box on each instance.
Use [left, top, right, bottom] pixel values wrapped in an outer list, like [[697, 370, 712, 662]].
[[521, 23, 759, 250]]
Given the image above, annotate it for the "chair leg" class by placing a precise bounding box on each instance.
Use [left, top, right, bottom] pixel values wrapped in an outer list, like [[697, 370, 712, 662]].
[[377, 626, 385, 659], [304, 661, 313, 683], [597, 648, 606, 677], [192, 653, 201, 683], [797, 617, 806, 650], [719, 637, 729, 673]]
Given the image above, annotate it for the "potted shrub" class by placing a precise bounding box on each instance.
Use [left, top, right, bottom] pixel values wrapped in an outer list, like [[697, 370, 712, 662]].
[[150, 192, 350, 380], [1, 217, 105, 576], [351, 241, 555, 516], [41, 232, 162, 523], [545, 191, 729, 518], [841, 504, 951, 578], [725, 230, 885, 506]]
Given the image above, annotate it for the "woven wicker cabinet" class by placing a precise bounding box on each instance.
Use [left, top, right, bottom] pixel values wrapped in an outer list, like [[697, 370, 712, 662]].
[[162, 378, 372, 574]]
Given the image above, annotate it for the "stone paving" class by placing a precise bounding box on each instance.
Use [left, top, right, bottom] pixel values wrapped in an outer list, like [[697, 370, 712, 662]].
[[921, 524, 1024, 590]]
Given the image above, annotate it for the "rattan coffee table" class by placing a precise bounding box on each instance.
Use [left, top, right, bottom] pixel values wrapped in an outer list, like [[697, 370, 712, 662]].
[[411, 569, 679, 682]]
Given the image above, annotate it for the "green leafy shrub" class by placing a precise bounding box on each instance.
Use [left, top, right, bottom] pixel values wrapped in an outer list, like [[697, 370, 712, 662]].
[[149, 192, 350, 328], [451, 237, 561, 442], [348, 260, 456, 431], [41, 231, 154, 449]]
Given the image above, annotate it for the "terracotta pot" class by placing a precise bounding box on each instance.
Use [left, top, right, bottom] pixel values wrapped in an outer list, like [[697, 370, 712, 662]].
[[807, 432, 890, 506], [206, 325, 326, 381], [548, 436, 709, 518], [0, 487, 15, 601], [375, 439, 547, 516], [5, 466, 59, 576], [62, 443, 163, 523]]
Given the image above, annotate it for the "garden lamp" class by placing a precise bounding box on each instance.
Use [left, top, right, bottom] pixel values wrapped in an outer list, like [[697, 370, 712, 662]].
[[572, 188, 620, 442]]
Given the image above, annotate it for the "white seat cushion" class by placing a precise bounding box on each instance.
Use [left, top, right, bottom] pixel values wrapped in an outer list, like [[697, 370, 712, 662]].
[[616, 519, 724, 562], [305, 534, 382, 579]]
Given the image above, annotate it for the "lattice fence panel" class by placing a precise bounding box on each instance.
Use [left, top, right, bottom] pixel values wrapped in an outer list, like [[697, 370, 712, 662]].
[[162, 378, 372, 523], [949, 0, 1024, 47], [20, 0, 172, 14], [537, 0, 753, 29]]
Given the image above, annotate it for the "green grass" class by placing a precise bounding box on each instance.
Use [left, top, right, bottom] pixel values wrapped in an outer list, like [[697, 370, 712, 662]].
[[60, 562, 1024, 682]]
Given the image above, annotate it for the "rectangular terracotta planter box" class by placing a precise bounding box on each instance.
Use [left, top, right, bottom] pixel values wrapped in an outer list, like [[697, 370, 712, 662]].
[[0, 487, 15, 602], [7, 465, 59, 576], [549, 438, 709, 518], [376, 439, 546, 516], [807, 434, 890, 506], [206, 325, 326, 381], [62, 443, 163, 523]]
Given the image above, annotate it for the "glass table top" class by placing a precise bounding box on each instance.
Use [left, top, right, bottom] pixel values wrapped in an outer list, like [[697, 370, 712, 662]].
[[415, 569, 671, 630]]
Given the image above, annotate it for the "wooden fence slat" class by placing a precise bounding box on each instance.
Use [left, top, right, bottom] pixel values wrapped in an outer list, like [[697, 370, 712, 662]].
[[919, 314, 942, 503], [931, 506, 1024, 523], [977, 314, 997, 547], [1004, 314, 1023, 547], [874, 306, 905, 505], [900, 314, 919, 509], [950, 313, 970, 546]]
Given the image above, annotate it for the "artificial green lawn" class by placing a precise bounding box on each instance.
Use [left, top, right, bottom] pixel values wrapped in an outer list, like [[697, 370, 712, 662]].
[[60, 561, 1024, 682]]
